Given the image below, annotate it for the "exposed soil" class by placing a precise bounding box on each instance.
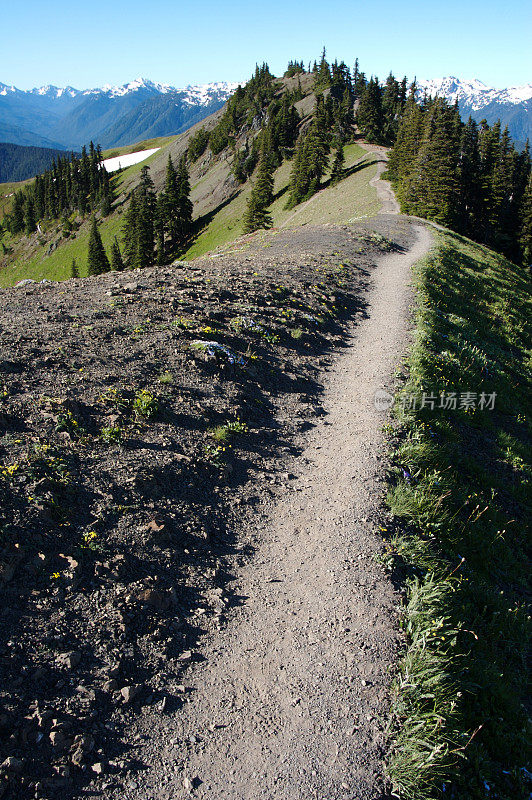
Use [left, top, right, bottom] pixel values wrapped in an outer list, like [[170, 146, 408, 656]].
[[0, 217, 430, 799], [358, 144, 399, 216], [104, 218, 432, 800]]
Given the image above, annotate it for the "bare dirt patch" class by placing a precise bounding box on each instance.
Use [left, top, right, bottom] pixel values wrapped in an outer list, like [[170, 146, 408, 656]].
[[0, 218, 424, 799]]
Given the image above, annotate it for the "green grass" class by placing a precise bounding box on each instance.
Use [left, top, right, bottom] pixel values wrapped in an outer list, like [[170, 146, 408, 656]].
[[385, 230, 531, 799], [0, 143, 174, 287], [185, 141, 376, 259], [0, 141, 377, 285]]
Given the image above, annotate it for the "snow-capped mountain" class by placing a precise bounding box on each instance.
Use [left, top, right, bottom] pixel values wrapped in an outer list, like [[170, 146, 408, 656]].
[[0, 78, 240, 151], [417, 77, 532, 148]]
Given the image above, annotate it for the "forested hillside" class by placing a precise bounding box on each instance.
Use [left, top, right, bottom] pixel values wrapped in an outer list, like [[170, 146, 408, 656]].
[[388, 90, 532, 264], [0, 143, 71, 183], [1, 51, 530, 285]]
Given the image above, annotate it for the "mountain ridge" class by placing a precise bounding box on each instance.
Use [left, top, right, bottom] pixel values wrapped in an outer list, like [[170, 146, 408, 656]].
[[417, 76, 532, 146], [0, 78, 240, 151]]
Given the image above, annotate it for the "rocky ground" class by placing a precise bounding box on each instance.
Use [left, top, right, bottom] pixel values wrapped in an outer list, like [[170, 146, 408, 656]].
[[0, 217, 419, 799]]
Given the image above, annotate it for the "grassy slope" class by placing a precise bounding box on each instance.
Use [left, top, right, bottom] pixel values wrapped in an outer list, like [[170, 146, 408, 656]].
[[0, 143, 174, 287], [385, 230, 531, 799], [185, 142, 377, 258], [0, 141, 379, 285]]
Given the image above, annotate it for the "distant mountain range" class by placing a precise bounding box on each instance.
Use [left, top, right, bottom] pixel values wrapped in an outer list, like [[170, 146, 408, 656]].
[[417, 77, 532, 149], [0, 78, 240, 151], [1, 74, 530, 179]]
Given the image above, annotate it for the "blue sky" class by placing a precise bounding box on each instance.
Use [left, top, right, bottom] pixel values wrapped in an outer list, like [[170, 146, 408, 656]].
[[3, 0, 531, 90]]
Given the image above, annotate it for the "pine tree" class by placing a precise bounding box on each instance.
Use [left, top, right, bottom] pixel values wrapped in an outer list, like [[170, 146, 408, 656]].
[[24, 197, 36, 235], [122, 191, 139, 269], [357, 77, 384, 144], [402, 99, 460, 225], [155, 195, 166, 265], [87, 216, 110, 276], [163, 154, 181, 250], [110, 237, 125, 271], [330, 142, 345, 184], [243, 146, 275, 233], [70, 258, 79, 279], [457, 117, 482, 236], [134, 165, 156, 268]]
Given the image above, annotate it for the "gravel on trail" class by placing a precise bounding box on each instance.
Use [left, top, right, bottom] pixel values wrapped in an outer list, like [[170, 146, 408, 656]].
[[103, 218, 433, 800], [0, 214, 431, 800]]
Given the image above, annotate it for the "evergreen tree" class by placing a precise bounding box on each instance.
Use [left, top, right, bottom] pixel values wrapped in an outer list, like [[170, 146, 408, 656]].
[[110, 237, 125, 271], [243, 146, 275, 233], [70, 258, 79, 279], [520, 174, 532, 267], [357, 77, 384, 143], [11, 192, 25, 234], [402, 98, 460, 225], [134, 165, 156, 268], [330, 141, 345, 184], [155, 195, 166, 265], [163, 154, 181, 251], [87, 216, 110, 276], [24, 197, 36, 235], [122, 190, 139, 269]]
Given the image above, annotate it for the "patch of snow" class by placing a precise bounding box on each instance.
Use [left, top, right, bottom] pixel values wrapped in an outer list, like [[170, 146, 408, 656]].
[[1, 78, 241, 105], [101, 148, 160, 173], [179, 81, 241, 106]]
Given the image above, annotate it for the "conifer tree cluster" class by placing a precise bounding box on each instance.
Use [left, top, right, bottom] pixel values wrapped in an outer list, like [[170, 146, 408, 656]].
[[209, 64, 277, 156], [388, 91, 531, 263], [4, 141, 113, 236], [121, 157, 193, 270], [284, 61, 305, 78], [356, 73, 407, 144], [286, 53, 355, 207]]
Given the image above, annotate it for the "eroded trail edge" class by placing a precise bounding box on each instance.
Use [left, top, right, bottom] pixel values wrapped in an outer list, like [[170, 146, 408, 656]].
[[117, 222, 433, 800]]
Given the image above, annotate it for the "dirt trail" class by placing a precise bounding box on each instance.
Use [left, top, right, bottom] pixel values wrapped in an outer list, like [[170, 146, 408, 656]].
[[358, 143, 399, 215], [110, 221, 432, 800]]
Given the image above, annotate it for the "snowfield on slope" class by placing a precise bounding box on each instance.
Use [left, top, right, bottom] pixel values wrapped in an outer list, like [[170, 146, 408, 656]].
[[101, 148, 160, 173]]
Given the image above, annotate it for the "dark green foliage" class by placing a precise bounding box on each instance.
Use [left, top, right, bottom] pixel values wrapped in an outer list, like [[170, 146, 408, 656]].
[[209, 64, 276, 156], [356, 77, 385, 143], [110, 237, 124, 271], [243, 147, 275, 233], [287, 95, 331, 206], [188, 127, 210, 161], [122, 190, 139, 269], [284, 60, 305, 78], [330, 141, 345, 184], [86, 217, 110, 276], [0, 143, 72, 183], [70, 258, 79, 279], [390, 89, 531, 262], [134, 166, 156, 269], [119, 158, 192, 269], [24, 197, 36, 235], [401, 98, 461, 226], [520, 173, 532, 266], [313, 48, 331, 92], [3, 140, 112, 236]]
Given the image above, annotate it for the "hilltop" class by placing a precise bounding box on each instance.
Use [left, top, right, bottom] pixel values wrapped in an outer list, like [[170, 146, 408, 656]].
[[0, 69, 382, 287]]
